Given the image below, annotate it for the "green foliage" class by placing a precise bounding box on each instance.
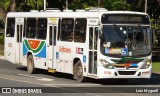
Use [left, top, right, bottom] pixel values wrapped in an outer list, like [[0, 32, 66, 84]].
[[25, 0, 43, 10], [0, 0, 10, 11], [0, 18, 4, 29], [152, 62, 160, 73], [0, 0, 44, 12], [69, 0, 97, 10], [68, 0, 132, 11], [0, 34, 4, 45], [102, 0, 131, 10]]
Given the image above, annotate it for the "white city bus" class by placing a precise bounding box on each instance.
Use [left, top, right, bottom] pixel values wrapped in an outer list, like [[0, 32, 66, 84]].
[[5, 9, 152, 82]]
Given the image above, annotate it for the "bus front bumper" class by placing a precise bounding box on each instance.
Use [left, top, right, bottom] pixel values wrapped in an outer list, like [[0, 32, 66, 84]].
[[97, 66, 152, 79]]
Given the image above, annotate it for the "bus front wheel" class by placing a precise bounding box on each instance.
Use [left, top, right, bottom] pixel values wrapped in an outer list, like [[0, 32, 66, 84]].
[[27, 55, 37, 74], [75, 61, 85, 83]]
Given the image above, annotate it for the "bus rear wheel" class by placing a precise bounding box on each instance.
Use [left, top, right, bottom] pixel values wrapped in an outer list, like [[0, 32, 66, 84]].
[[27, 55, 37, 74], [75, 61, 85, 83]]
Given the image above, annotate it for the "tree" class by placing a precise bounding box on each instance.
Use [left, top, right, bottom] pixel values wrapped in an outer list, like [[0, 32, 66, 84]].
[[10, 0, 16, 12], [25, 0, 44, 10], [102, 0, 132, 11], [68, 0, 97, 10], [63, 0, 132, 11], [0, 0, 8, 23]]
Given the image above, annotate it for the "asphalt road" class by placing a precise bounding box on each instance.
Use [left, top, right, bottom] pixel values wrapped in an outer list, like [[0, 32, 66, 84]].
[[0, 58, 160, 96]]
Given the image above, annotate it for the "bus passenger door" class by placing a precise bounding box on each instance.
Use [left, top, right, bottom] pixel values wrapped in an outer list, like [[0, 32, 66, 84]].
[[47, 25, 57, 69], [15, 18, 24, 64], [88, 26, 98, 75]]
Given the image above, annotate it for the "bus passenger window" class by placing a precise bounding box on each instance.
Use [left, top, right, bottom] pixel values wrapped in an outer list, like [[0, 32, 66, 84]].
[[23, 18, 26, 37], [37, 18, 47, 39], [57, 19, 61, 41], [74, 18, 87, 43], [49, 26, 52, 45], [60, 18, 74, 42], [89, 27, 93, 49], [26, 18, 36, 38], [94, 27, 98, 50], [6, 18, 15, 37]]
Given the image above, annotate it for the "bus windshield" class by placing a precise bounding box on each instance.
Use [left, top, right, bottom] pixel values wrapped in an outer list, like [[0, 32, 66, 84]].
[[100, 25, 151, 57]]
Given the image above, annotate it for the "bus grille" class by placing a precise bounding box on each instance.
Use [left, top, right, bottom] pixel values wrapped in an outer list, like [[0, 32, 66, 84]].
[[118, 71, 136, 75], [115, 66, 138, 68]]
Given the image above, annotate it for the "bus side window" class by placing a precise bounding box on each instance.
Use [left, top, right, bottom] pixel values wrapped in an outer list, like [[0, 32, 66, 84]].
[[60, 18, 74, 42], [6, 18, 15, 37], [57, 19, 61, 41], [49, 26, 52, 45], [37, 18, 47, 39], [23, 18, 26, 37], [89, 27, 93, 49], [74, 18, 87, 43], [26, 18, 36, 38]]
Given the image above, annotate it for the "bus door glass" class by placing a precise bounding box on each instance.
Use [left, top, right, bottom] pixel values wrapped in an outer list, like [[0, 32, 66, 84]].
[[15, 18, 24, 64], [89, 26, 98, 75], [48, 25, 57, 69]]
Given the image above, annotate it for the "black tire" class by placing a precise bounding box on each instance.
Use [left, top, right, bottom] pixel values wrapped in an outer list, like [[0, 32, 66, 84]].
[[27, 55, 37, 74], [75, 60, 85, 83]]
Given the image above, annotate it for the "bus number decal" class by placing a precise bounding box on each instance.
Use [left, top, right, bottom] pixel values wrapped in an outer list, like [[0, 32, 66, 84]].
[[8, 43, 12, 47], [88, 19, 99, 25], [59, 46, 71, 53]]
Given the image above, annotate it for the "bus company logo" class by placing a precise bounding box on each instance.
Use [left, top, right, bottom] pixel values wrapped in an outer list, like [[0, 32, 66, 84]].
[[23, 39, 46, 58], [24, 40, 45, 53], [59, 46, 71, 53], [2, 88, 11, 93], [76, 48, 83, 54], [124, 61, 132, 69]]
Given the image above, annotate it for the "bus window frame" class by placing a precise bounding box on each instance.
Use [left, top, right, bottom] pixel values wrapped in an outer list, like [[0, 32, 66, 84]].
[[74, 18, 87, 43], [26, 18, 36, 39], [36, 18, 47, 40], [60, 18, 74, 42], [6, 18, 15, 37]]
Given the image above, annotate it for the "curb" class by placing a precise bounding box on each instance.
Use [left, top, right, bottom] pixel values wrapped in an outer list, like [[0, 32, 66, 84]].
[[152, 72, 160, 74]]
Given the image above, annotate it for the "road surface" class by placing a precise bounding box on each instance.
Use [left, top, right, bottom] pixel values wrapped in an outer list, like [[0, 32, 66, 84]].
[[0, 58, 159, 96]]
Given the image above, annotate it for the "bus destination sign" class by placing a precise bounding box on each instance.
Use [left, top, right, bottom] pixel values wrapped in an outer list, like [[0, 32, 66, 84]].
[[101, 14, 150, 24], [108, 16, 142, 22]]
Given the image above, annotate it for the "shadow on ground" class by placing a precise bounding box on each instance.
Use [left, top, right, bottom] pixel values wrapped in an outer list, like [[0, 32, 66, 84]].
[[17, 67, 160, 85]]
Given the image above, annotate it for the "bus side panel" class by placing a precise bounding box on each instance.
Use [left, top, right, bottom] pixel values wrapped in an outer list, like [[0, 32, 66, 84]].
[[56, 42, 73, 73], [73, 43, 89, 77], [21, 39, 27, 66], [22, 39, 47, 69], [5, 37, 16, 63], [34, 42, 47, 70]]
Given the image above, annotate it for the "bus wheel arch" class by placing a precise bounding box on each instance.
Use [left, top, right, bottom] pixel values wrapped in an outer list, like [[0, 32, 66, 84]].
[[73, 59, 85, 82], [73, 58, 80, 80], [27, 53, 37, 74]]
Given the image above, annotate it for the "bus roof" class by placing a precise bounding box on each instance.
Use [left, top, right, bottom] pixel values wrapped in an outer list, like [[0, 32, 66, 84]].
[[6, 11, 148, 18]]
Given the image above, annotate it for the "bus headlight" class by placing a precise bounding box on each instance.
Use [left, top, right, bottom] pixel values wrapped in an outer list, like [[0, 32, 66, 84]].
[[140, 60, 151, 69], [100, 59, 114, 69]]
